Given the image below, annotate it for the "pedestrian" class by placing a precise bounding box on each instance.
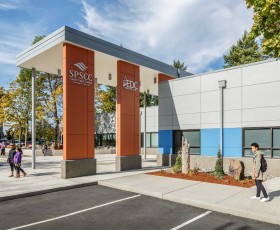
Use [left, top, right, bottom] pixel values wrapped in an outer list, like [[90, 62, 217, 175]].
[[7, 144, 16, 177], [42, 144, 47, 156], [250, 143, 269, 202], [13, 146, 27, 178], [0, 142, 5, 155]]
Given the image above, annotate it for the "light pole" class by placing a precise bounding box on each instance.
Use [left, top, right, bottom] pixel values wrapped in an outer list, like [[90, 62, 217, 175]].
[[218, 80, 226, 157]]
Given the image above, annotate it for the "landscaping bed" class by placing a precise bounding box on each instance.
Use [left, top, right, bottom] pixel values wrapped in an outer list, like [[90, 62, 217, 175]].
[[147, 170, 255, 188]]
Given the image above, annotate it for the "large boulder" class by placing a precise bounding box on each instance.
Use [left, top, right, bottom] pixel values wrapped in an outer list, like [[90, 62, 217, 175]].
[[228, 159, 244, 180]]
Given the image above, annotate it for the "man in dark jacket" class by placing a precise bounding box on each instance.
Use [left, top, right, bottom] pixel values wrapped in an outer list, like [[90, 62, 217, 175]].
[[7, 144, 16, 177]]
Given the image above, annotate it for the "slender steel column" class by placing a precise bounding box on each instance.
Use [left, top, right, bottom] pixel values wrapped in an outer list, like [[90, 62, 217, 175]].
[[32, 68, 36, 169], [218, 80, 226, 157], [143, 91, 147, 159]]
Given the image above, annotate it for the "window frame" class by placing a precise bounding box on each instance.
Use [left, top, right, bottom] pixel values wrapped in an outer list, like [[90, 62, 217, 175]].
[[242, 127, 280, 158], [140, 132, 158, 148], [173, 129, 201, 155]]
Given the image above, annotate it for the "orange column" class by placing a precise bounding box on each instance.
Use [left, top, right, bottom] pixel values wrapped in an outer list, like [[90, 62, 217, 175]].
[[63, 43, 94, 160], [117, 60, 140, 157]]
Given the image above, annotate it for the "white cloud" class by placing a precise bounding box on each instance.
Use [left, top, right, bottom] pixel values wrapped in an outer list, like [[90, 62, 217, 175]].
[[0, 0, 26, 10], [78, 0, 253, 73]]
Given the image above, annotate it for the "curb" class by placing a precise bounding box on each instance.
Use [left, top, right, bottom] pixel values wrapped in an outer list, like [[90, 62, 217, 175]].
[[0, 181, 98, 202]]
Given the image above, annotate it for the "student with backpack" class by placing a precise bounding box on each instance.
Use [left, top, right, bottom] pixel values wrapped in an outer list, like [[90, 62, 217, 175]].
[[250, 143, 269, 202]]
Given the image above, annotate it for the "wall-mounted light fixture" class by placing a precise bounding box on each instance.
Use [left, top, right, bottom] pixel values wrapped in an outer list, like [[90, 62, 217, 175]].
[[146, 89, 150, 95], [94, 78, 98, 84], [108, 73, 112, 80], [57, 69, 61, 76], [154, 76, 157, 84]]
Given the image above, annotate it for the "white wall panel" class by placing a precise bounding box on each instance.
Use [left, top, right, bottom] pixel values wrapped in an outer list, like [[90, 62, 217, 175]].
[[201, 91, 219, 112], [201, 68, 242, 92], [201, 111, 219, 125], [173, 94, 200, 114], [172, 76, 200, 96], [242, 61, 280, 86], [224, 88, 242, 110], [242, 82, 280, 109], [242, 107, 280, 122]]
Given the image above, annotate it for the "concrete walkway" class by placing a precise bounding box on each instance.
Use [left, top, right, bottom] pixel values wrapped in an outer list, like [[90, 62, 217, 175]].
[[0, 154, 279, 226]]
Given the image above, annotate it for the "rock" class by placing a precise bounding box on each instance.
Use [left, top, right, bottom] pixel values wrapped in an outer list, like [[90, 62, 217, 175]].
[[228, 159, 244, 180]]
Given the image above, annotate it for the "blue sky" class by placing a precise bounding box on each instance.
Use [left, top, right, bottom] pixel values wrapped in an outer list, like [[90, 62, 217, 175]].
[[0, 0, 253, 88]]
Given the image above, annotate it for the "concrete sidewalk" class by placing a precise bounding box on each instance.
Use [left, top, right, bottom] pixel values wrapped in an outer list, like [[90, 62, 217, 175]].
[[0, 154, 279, 226]]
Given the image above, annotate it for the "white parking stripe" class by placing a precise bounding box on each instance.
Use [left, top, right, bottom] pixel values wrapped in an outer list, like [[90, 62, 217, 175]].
[[7, 194, 141, 230], [170, 210, 212, 230]]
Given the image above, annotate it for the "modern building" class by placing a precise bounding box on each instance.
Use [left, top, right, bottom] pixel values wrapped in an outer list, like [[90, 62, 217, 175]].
[[157, 59, 280, 176], [16, 26, 280, 178]]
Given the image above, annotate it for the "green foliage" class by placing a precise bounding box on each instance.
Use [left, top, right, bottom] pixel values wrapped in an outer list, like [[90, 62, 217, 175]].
[[245, 0, 280, 57], [223, 31, 263, 68], [96, 85, 116, 112], [172, 149, 182, 173], [214, 150, 224, 178], [173, 60, 187, 71], [140, 93, 158, 107]]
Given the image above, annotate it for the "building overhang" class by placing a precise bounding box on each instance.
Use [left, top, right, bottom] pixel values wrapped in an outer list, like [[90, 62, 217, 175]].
[[16, 26, 192, 95]]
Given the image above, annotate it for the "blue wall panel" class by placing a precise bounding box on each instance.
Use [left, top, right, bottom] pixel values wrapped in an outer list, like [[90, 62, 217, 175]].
[[223, 128, 242, 157], [201, 128, 220, 156], [201, 128, 242, 157], [158, 130, 173, 154]]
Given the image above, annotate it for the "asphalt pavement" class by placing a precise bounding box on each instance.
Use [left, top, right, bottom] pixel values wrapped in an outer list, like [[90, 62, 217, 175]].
[[0, 186, 279, 230]]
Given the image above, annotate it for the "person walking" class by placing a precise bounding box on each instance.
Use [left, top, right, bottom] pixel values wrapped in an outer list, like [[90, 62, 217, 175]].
[[13, 146, 27, 178], [0, 142, 5, 155], [7, 144, 16, 177], [250, 143, 269, 202]]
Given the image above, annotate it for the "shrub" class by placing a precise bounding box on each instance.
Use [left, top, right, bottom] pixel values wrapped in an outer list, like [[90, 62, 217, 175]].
[[215, 150, 224, 178], [172, 149, 182, 173]]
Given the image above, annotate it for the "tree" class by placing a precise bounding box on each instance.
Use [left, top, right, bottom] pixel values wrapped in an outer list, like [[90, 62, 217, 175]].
[[245, 0, 280, 57], [98, 85, 116, 112], [140, 93, 158, 107], [223, 31, 263, 68], [173, 59, 187, 71]]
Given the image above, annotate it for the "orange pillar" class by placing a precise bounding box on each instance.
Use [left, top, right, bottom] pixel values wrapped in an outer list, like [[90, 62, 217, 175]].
[[61, 43, 96, 178], [116, 60, 141, 171]]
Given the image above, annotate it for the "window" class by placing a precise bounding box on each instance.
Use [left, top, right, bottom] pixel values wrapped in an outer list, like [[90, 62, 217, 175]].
[[173, 130, 200, 155], [140, 132, 158, 148], [243, 128, 280, 158]]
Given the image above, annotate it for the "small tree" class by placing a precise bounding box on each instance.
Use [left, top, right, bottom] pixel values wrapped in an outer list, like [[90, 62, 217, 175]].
[[172, 149, 182, 173], [215, 150, 224, 178]]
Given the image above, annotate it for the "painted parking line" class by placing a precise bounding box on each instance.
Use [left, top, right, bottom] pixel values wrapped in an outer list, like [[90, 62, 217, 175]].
[[7, 194, 141, 230], [170, 210, 212, 230]]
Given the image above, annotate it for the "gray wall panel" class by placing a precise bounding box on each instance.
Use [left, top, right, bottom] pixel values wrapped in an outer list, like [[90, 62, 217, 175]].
[[159, 82, 173, 99], [159, 98, 173, 116]]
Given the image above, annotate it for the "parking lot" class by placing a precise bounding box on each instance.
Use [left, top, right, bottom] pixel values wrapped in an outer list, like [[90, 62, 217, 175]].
[[0, 185, 278, 230]]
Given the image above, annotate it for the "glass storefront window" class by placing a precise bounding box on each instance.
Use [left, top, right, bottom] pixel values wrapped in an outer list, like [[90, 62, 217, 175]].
[[244, 129, 270, 148]]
